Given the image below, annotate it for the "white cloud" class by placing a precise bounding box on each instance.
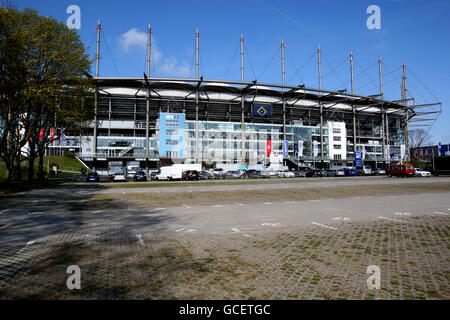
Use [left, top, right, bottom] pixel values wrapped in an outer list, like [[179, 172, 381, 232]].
[[159, 57, 191, 77], [118, 28, 191, 77], [119, 28, 147, 52]]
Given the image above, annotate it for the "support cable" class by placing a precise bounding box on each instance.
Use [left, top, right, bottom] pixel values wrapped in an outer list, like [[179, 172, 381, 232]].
[[257, 46, 280, 80], [287, 51, 316, 83], [245, 49, 258, 81], [101, 30, 121, 76], [286, 49, 305, 84], [223, 40, 240, 79], [322, 53, 346, 89]]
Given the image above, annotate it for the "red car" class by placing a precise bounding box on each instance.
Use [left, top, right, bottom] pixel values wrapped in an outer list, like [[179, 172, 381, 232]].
[[387, 164, 415, 177]]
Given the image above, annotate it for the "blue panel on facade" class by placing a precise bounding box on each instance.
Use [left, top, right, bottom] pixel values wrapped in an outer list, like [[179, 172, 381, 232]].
[[355, 151, 362, 167], [159, 113, 185, 158], [252, 105, 272, 118]]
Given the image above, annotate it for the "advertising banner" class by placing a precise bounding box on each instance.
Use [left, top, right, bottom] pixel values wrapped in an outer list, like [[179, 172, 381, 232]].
[[159, 113, 186, 158], [313, 140, 319, 157], [298, 140, 304, 159], [282, 140, 289, 157], [252, 105, 272, 118], [266, 140, 272, 157], [400, 144, 406, 160], [355, 151, 363, 167]]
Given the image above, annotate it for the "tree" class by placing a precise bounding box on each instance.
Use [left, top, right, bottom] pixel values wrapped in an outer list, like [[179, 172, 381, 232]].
[[409, 129, 434, 149], [0, 6, 94, 183], [409, 129, 434, 160]]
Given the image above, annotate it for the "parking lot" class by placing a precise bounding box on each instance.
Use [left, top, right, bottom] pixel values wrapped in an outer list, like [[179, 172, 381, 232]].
[[0, 176, 449, 299]]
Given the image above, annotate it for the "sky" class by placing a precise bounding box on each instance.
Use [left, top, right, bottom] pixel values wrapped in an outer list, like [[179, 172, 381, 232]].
[[13, 0, 450, 144]]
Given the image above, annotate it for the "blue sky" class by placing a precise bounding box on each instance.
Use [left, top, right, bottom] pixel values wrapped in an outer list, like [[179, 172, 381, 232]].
[[15, 0, 450, 143]]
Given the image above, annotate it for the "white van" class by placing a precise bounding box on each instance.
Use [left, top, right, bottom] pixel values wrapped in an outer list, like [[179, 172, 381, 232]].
[[356, 165, 372, 175], [156, 164, 202, 181]]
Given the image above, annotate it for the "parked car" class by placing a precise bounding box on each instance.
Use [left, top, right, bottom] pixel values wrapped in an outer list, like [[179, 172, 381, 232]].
[[415, 168, 431, 177], [212, 168, 226, 179], [113, 173, 127, 182], [243, 169, 260, 179], [344, 168, 357, 176], [325, 169, 338, 177], [387, 164, 415, 177], [356, 165, 372, 176], [86, 172, 100, 182], [372, 168, 386, 175], [259, 170, 271, 178], [277, 171, 295, 178], [182, 170, 200, 181], [199, 170, 209, 179], [336, 169, 346, 176], [293, 170, 307, 177], [149, 171, 158, 180], [132, 171, 147, 182], [225, 170, 242, 179], [314, 169, 326, 177]]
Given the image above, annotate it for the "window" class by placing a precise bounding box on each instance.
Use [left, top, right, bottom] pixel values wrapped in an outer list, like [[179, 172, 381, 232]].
[[334, 154, 342, 160], [333, 128, 341, 134], [166, 129, 178, 136], [333, 136, 341, 141], [166, 151, 179, 158], [166, 120, 179, 127], [166, 139, 178, 146], [333, 144, 342, 150]]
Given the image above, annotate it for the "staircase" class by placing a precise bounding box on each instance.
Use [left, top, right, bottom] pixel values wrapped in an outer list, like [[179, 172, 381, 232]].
[[119, 144, 134, 157]]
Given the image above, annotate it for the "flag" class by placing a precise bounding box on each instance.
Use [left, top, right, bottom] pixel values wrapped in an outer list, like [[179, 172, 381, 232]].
[[252, 105, 272, 118], [60, 129, 66, 145], [419, 148, 423, 158], [400, 144, 406, 160], [266, 140, 272, 157], [313, 141, 319, 157], [282, 140, 289, 157], [355, 151, 363, 167], [39, 128, 44, 141], [362, 145, 366, 160], [50, 128, 55, 141], [298, 140, 304, 159]]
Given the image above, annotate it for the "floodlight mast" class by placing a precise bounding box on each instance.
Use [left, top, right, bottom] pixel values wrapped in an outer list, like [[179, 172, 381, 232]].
[[93, 19, 101, 168], [240, 34, 245, 165], [195, 29, 199, 163], [145, 24, 151, 176]]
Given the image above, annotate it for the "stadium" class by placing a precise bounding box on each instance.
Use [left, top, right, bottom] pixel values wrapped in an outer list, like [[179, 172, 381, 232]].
[[47, 24, 441, 174]]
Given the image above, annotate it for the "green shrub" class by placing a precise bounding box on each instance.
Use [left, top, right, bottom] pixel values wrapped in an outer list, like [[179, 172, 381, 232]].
[[64, 152, 75, 159]]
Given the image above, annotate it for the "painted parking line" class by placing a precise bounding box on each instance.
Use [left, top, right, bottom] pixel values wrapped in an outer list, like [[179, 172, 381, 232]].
[[214, 205, 225, 208], [378, 216, 407, 223], [433, 211, 449, 216], [332, 217, 350, 221], [394, 212, 411, 216], [175, 228, 197, 233], [182, 204, 191, 209], [0, 209, 9, 214], [233, 202, 244, 206], [261, 223, 281, 227], [136, 234, 145, 246], [263, 202, 273, 205], [231, 228, 252, 238], [312, 222, 338, 230]]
